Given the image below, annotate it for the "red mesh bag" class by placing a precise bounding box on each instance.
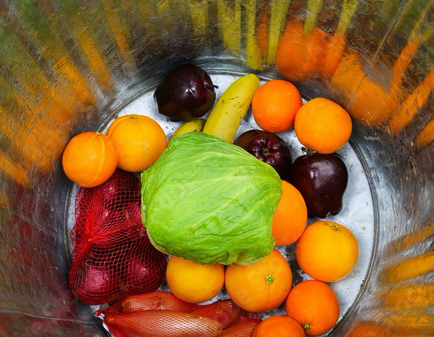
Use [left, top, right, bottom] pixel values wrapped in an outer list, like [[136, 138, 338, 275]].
[[104, 311, 223, 337], [68, 169, 168, 305], [100, 296, 261, 337], [219, 320, 261, 337]]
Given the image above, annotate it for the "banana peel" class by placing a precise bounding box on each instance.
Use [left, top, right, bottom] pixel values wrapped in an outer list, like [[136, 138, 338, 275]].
[[171, 119, 206, 143], [203, 74, 260, 143]]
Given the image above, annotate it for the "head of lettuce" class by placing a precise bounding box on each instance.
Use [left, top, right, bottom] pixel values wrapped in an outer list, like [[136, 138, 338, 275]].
[[141, 132, 282, 265]]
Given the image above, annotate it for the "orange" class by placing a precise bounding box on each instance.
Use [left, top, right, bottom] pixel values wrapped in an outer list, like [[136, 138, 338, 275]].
[[294, 98, 352, 154], [253, 316, 305, 337], [62, 132, 118, 187], [296, 221, 358, 282], [225, 249, 292, 313], [286, 280, 340, 336], [166, 256, 224, 303], [272, 181, 307, 246], [252, 80, 303, 133], [107, 114, 167, 172]]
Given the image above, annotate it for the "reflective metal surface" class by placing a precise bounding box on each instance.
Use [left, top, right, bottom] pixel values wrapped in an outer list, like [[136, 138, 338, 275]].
[[0, 0, 433, 336]]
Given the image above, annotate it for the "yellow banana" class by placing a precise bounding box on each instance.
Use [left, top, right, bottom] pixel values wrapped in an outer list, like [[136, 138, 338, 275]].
[[203, 74, 260, 142], [171, 119, 206, 142]]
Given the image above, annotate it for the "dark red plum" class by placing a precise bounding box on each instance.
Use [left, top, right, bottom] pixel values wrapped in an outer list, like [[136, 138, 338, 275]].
[[290, 153, 348, 218], [235, 130, 292, 180], [154, 64, 216, 121]]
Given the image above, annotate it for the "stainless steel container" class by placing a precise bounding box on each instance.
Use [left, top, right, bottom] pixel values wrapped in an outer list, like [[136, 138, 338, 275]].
[[0, 0, 433, 336]]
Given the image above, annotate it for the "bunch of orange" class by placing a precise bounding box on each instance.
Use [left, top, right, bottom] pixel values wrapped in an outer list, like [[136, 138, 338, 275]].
[[252, 80, 353, 153], [250, 79, 357, 336], [62, 114, 167, 187], [251, 280, 341, 337], [250, 80, 357, 336]]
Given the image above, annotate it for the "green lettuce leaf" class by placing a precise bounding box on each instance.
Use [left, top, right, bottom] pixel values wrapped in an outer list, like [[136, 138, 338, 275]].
[[141, 132, 282, 265]]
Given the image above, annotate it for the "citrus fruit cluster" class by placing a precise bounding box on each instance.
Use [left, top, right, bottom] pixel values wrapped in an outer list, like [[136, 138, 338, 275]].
[[249, 79, 357, 336], [252, 80, 353, 155], [62, 114, 167, 187]]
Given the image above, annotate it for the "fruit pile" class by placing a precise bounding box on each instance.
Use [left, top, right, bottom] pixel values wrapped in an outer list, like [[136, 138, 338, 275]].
[[63, 64, 359, 337]]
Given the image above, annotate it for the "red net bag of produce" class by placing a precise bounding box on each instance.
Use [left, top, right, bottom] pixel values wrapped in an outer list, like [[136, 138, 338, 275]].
[[68, 169, 168, 305], [99, 294, 261, 337]]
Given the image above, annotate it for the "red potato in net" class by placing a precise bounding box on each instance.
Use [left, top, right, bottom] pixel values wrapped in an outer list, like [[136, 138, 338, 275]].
[[107, 291, 199, 314], [105, 311, 222, 337], [219, 320, 262, 337]]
